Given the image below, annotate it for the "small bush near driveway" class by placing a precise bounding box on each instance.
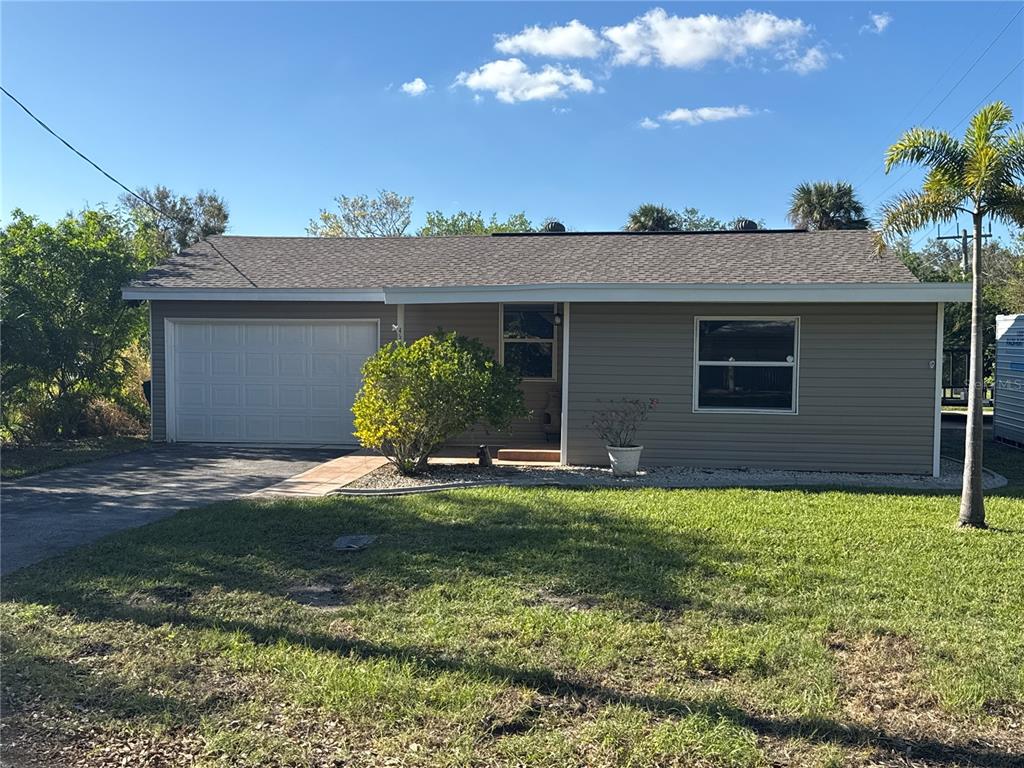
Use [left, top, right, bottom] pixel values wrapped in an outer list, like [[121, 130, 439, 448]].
[[352, 331, 525, 474]]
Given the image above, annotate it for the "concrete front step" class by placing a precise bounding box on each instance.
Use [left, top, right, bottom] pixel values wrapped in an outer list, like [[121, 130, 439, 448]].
[[495, 448, 561, 463]]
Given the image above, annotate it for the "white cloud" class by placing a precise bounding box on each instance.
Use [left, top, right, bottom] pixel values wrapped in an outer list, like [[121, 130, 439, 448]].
[[495, 19, 604, 58], [782, 45, 829, 75], [454, 58, 594, 103], [659, 105, 755, 126], [602, 8, 811, 68], [639, 116, 660, 129], [862, 12, 893, 34], [400, 77, 429, 96]]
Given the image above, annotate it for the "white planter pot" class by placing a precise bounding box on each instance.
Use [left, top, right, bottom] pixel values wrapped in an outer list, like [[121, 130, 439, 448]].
[[607, 445, 643, 477]]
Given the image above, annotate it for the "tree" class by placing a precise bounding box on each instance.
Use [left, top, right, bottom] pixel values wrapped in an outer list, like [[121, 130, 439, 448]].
[[120, 185, 228, 256], [787, 181, 870, 230], [676, 207, 728, 231], [352, 332, 526, 474], [417, 210, 533, 236], [626, 204, 757, 232], [0, 209, 147, 438], [625, 204, 683, 232], [307, 189, 413, 237], [879, 101, 1024, 528], [897, 236, 1023, 382]]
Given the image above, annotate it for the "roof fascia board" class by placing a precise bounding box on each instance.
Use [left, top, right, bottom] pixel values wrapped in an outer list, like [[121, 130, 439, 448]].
[[382, 283, 972, 304], [121, 288, 387, 302]]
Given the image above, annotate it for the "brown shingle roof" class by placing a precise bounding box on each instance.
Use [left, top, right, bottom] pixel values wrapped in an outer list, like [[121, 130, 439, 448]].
[[128, 229, 917, 290]]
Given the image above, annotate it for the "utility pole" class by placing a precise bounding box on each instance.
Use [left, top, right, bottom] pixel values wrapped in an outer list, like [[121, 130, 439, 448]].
[[938, 226, 991, 276]]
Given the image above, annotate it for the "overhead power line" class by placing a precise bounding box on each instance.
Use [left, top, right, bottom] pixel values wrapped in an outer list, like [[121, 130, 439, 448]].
[[915, 5, 1022, 126], [866, 55, 1024, 211], [856, 6, 1023, 198], [1, 84, 257, 288]]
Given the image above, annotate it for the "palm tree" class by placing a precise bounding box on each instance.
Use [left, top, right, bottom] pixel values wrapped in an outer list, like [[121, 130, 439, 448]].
[[787, 181, 870, 230], [626, 204, 682, 232], [879, 101, 1024, 528]]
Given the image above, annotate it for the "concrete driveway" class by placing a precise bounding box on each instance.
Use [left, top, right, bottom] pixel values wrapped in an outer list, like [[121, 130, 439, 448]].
[[1, 445, 343, 575]]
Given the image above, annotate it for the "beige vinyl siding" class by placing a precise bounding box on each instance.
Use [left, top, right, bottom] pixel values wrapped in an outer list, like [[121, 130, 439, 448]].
[[404, 303, 559, 445], [149, 301, 398, 441], [566, 302, 937, 474]]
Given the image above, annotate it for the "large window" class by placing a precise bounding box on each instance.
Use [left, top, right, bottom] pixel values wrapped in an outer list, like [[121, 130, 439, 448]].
[[694, 318, 799, 413], [501, 303, 556, 380]]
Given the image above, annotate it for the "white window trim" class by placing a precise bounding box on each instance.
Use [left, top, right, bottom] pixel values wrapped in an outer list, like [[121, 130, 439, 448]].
[[498, 302, 558, 382], [692, 316, 801, 415]]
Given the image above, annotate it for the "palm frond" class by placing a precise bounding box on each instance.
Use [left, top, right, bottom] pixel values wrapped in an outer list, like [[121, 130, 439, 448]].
[[878, 190, 961, 245], [884, 128, 965, 175], [963, 101, 1014, 157], [1004, 126, 1024, 179], [986, 184, 1024, 228]]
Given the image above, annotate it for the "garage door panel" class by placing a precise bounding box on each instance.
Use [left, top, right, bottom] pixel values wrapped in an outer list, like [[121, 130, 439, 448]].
[[169, 320, 375, 445], [211, 352, 241, 376], [177, 353, 207, 376], [211, 415, 241, 439], [279, 325, 307, 347], [312, 324, 342, 347], [176, 415, 207, 440], [177, 324, 207, 346], [177, 383, 207, 407], [278, 386, 307, 409], [244, 416, 275, 440], [345, 323, 376, 348], [278, 354, 307, 377], [211, 324, 241, 347], [311, 386, 342, 410], [245, 354, 274, 376], [311, 354, 342, 378], [245, 324, 275, 346], [211, 384, 241, 407], [310, 418, 344, 441], [245, 385, 274, 408]]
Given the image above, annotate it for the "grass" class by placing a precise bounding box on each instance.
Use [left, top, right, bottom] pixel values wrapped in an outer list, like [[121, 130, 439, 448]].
[[1, 435, 150, 480], [2, 436, 1022, 767]]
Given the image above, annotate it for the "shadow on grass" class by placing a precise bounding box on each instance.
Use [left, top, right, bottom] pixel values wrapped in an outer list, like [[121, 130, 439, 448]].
[[5, 487, 1020, 765], [6, 596, 1018, 767]]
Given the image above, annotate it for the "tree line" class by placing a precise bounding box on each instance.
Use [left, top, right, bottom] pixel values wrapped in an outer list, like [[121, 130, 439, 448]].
[[305, 180, 872, 237]]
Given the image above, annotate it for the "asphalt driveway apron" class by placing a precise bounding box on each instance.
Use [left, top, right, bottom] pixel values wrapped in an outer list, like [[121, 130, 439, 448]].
[[0, 445, 343, 575]]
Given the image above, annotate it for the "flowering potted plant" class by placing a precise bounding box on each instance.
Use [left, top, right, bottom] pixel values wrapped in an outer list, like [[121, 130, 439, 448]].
[[590, 398, 657, 476]]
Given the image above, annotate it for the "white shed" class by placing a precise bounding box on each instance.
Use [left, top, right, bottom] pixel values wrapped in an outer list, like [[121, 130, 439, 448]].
[[994, 314, 1024, 448]]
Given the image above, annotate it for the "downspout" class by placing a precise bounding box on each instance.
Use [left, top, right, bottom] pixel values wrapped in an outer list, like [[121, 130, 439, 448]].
[[559, 302, 571, 465]]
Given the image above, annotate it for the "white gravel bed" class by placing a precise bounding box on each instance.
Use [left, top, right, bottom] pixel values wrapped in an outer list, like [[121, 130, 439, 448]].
[[340, 457, 1006, 494]]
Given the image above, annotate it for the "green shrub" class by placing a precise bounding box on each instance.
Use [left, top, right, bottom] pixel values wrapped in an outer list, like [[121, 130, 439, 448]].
[[0, 209, 148, 440], [352, 331, 526, 474]]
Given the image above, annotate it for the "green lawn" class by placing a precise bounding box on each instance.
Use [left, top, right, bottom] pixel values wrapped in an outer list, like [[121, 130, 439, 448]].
[[2, 438, 1022, 767], [1, 436, 150, 480]]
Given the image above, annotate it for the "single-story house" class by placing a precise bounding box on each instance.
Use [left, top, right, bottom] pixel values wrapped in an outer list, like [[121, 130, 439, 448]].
[[122, 229, 970, 476]]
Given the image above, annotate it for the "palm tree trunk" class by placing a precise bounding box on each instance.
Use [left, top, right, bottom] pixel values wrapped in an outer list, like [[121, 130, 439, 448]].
[[958, 211, 986, 528]]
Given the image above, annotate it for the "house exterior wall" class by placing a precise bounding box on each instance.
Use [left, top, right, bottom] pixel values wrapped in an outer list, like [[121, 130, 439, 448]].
[[149, 301, 399, 441], [404, 303, 560, 444], [565, 302, 939, 474], [149, 300, 555, 445]]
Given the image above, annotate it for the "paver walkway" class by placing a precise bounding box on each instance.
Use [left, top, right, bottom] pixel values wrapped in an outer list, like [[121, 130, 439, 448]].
[[258, 450, 389, 496]]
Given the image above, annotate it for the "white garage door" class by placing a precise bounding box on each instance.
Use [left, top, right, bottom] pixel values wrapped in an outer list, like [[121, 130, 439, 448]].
[[166, 319, 378, 444]]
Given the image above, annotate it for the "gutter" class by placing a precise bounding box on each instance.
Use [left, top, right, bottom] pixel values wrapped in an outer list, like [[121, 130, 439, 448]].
[[122, 282, 972, 305]]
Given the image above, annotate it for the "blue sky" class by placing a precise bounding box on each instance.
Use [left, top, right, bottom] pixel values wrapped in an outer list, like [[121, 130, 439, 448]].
[[3, 2, 1022, 243]]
